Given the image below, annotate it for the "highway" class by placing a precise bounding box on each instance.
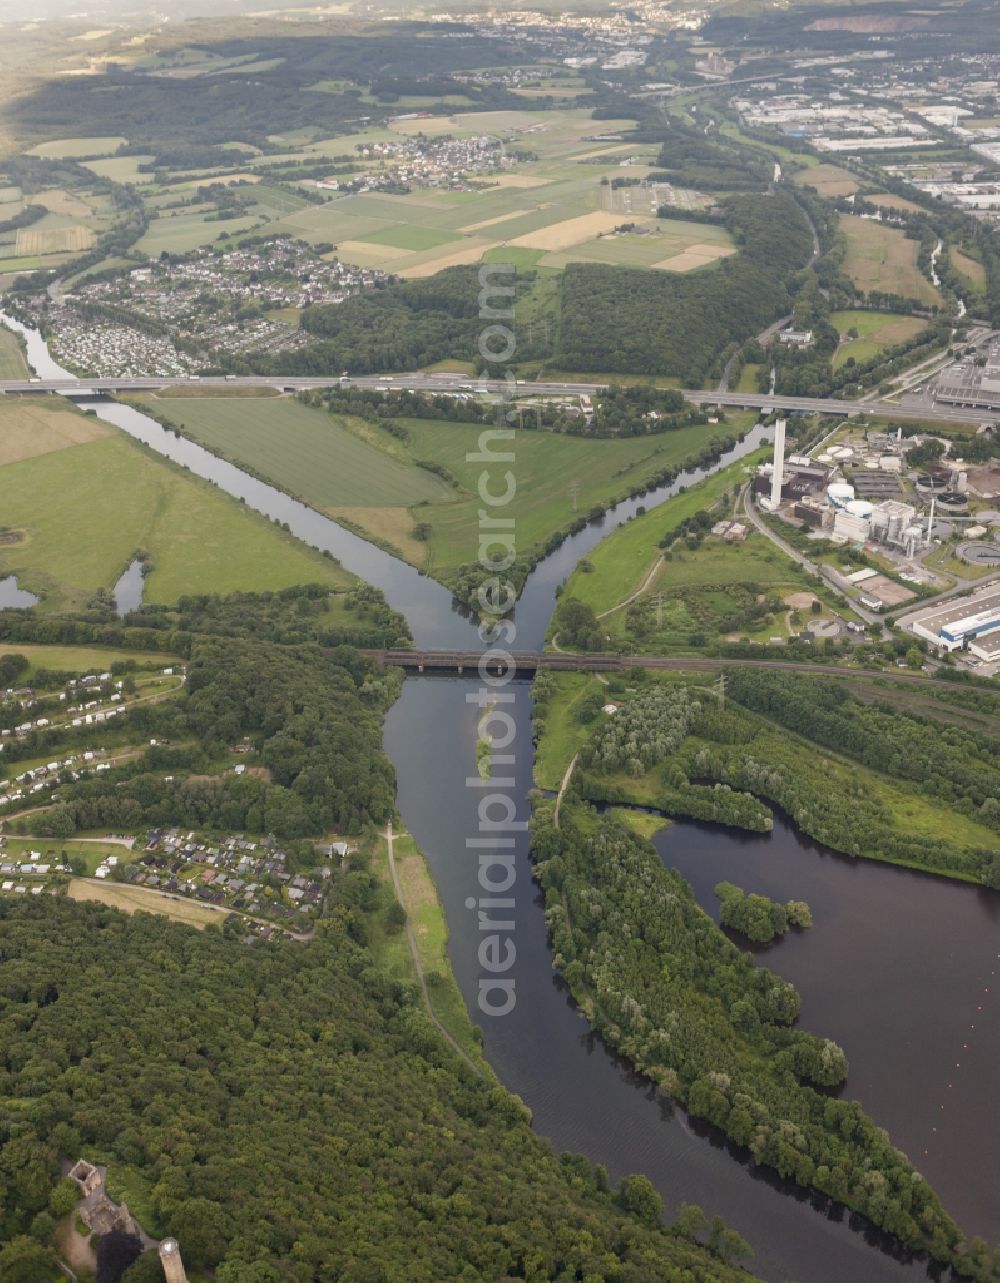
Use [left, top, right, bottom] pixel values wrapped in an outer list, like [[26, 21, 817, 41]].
[[1, 370, 998, 427]]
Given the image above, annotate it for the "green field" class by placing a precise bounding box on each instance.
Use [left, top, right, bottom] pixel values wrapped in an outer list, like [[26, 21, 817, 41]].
[[839, 216, 940, 306], [399, 416, 752, 579], [130, 394, 454, 510], [0, 404, 351, 610], [128, 396, 756, 584], [555, 449, 767, 621], [136, 210, 261, 255], [830, 310, 928, 370], [359, 223, 460, 251], [0, 642, 177, 676], [0, 324, 28, 378], [950, 246, 987, 290]]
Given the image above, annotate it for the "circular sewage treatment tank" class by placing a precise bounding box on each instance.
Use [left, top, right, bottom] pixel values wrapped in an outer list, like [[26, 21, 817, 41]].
[[958, 542, 1000, 567]]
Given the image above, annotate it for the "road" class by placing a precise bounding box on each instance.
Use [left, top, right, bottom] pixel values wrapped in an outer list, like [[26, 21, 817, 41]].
[[1, 371, 998, 427]]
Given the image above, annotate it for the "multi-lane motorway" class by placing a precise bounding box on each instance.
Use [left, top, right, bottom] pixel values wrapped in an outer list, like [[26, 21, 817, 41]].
[[0, 370, 997, 427]]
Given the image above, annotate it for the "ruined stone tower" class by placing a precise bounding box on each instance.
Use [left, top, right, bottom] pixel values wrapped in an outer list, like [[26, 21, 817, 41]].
[[158, 1238, 189, 1283]]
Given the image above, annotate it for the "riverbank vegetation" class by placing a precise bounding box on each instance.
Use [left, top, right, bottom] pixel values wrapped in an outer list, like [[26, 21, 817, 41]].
[[534, 670, 1000, 886], [530, 800, 988, 1272]]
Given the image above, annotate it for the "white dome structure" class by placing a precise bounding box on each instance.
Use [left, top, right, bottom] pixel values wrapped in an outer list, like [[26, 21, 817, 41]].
[[827, 482, 855, 509]]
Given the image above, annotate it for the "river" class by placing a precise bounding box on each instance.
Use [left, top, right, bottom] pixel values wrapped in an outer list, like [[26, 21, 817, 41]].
[[3, 308, 993, 1282]]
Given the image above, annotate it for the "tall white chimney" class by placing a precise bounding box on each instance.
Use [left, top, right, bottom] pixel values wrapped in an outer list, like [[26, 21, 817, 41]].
[[770, 418, 786, 509], [926, 495, 936, 544]]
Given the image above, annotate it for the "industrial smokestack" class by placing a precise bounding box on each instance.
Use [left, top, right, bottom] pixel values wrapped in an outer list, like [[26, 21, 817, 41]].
[[770, 418, 786, 509], [926, 495, 936, 544]]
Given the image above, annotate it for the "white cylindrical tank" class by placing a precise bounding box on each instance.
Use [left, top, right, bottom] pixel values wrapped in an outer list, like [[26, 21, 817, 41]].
[[846, 499, 874, 520], [827, 482, 855, 508]]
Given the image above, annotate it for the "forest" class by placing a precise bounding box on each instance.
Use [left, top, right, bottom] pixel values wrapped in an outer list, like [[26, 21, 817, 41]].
[[556, 191, 814, 382], [7, 31, 529, 150], [529, 804, 994, 1274], [7, 634, 399, 839], [724, 670, 1000, 834], [0, 583, 412, 657], [0, 897, 754, 1283]]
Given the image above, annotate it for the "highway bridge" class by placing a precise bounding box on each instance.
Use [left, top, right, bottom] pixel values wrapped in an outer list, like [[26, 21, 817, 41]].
[[0, 371, 996, 427], [362, 649, 962, 687]]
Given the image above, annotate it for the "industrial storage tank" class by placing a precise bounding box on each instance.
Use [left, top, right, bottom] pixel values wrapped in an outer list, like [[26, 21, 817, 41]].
[[846, 499, 875, 520], [827, 482, 856, 508]]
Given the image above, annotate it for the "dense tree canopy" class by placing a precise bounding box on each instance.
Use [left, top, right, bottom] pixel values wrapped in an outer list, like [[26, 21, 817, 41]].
[[0, 897, 756, 1283]]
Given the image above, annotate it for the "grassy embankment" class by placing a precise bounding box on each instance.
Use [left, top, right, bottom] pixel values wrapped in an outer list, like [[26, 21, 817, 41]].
[[0, 323, 29, 378], [370, 830, 492, 1073]]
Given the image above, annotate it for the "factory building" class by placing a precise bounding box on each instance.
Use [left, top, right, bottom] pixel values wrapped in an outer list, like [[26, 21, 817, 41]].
[[909, 586, 1000, 652], [869, 499, 919, 548], [832, 510, 870, 543], [935, 340, 1000, 410]]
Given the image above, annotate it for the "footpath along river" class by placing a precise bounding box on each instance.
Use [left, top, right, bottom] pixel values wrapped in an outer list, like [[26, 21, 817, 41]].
[[4, 308, 997, 1281]]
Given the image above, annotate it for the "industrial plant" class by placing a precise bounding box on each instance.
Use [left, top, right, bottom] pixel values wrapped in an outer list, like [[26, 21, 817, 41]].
[[752, 416, 1000, 665]]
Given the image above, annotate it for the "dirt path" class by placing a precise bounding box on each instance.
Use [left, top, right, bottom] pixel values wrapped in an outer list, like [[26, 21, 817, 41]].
[[597, 553, 662, 620], [383, 821, 482, 1076], [553, 754, 578, 831]]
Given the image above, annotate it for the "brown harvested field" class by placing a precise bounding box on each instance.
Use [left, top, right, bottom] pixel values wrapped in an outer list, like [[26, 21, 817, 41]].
[[337, 238, 413, 261], [328, 505, 428, 565], [67, 879, 223, 928], [574, 144, 637, 161], [509, 209, 635, 251], [462, 204, 552, 233], [16, 225, 95, 256], [390, 114, 457, 135], [839, 215, 940, 305], [794, 163, 859, 198], [952, 247, 987, 289], [653, 243, 736, 271], [0, 400, 110, 465], [397, 240, 494, 277]]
